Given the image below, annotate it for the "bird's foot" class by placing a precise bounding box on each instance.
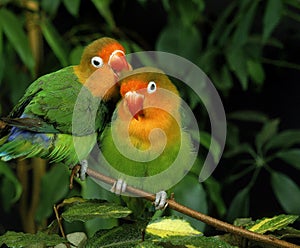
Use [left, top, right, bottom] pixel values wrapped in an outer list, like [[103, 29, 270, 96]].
[[155, 191, 168, 210], [111, 179, 127, 195], [79, 159, 88, 181], [69, 160, 88, 189]]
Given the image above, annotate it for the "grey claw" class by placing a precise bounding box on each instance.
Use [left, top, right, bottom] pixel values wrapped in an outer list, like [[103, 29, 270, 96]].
[[111, 179, 127, 195], [155, 191, 168, 210], [79, 160, 88, 181]]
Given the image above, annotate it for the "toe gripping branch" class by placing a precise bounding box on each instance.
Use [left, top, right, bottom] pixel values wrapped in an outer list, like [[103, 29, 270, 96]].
[[69, 160, 88, 189], [110, 179, 169, 210]]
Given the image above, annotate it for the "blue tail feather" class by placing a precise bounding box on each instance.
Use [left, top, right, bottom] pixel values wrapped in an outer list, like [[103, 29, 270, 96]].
[[0, 126, 52, 161]]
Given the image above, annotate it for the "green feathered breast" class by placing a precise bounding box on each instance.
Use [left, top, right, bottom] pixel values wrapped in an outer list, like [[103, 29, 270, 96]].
[[97, 114, 195, 195], [0, 66, 113, 165]]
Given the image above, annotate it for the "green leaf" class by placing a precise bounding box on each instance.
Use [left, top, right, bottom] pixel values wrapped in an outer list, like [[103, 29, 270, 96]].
[[228, 110, 269, 123], [63, 0, 80, 16], [227, 187, 250, 222], [247, 59, 265, 85], [265, 130, 300, 151], [248, 214, 298, 234], [41, 0, 61, 16], [91, 0, 116, 29], [276, 149, 300, 170], [198, 131, 210, 150], [210, 65, 233, 94], [174, 0, 204, 26], [220, 65, 234, 91], [195, 131, 221, 164], [0, 161, 22, 211], [226, 49, 248, 90], [275, 226, 300, 240], [156, 23, 201, 63], [271, 171, 300, 214], [153, 235, 237, 248], [207, 1, 237, 47], [255, 119, 280, 152], [204, 177, 227, 216], [170, 174, 207, 231], [197, 48, 220, 73], [0, 9, 35, 74], [84, 218, 118, 237], [86, 222, 146, 248], [40, 18, 69, 67], [263, 0, 283, 42], [69, 45, 84, 65], [62, 200, 131, 222], [146, 217, 202, 238], [85, 218, 232, 248], [231, 1, 259, 48], [35, 164, 70, 222], [0, 231, 66, 247]]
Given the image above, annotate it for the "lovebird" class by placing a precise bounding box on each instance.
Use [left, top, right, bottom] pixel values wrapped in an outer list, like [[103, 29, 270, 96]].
[[0, 37, 131, 178], [97, 67, 195, 213]]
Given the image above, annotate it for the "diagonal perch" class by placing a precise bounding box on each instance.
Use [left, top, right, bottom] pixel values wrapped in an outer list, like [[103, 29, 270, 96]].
[[86, 167, 300, 248]]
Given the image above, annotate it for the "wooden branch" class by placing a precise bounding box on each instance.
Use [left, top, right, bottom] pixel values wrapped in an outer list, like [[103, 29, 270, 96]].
[[86, 167, 300, 248]]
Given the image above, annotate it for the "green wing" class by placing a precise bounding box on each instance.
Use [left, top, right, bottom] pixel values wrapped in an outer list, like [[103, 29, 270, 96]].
[[0, 66, 113, 164], [4, 66, 109, 136]]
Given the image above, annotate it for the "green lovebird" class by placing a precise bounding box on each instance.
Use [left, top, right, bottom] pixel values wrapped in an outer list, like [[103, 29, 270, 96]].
[[96, 67, 196, 214], [0, 37, 131, 176]]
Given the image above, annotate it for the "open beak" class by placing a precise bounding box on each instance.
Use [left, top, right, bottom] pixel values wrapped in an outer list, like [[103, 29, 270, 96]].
[[108, 50, 131, 80], [125, 91, 144, 120]]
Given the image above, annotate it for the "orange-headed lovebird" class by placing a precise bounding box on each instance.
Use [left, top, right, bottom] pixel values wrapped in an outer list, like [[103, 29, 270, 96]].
[[0, 37, 131, 178], [97, 67, 195, 212]]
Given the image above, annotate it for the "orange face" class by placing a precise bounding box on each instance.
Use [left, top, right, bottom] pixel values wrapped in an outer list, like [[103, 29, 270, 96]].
[[75, 37, 132, 99], [116, 70, 181, 149], [118, 72, 180, 122], [78, 37, 131, 81], [98, 42, 131, 76]]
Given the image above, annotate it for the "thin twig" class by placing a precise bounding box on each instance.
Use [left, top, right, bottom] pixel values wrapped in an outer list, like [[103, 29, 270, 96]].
[[53, 205, 66, 238], [86, 167, 300, 248]]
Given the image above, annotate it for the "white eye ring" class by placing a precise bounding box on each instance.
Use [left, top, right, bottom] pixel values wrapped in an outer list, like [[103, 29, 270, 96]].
[[91, 56, 104, 68], [147, 81, 156, 94]]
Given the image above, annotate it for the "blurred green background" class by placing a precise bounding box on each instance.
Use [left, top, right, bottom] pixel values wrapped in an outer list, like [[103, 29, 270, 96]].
[[0, 0, 300, 237]]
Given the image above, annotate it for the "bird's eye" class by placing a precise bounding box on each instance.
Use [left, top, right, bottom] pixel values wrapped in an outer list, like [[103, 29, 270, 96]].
[[147, 81, 156, 94], [91, 56, 104, 68]]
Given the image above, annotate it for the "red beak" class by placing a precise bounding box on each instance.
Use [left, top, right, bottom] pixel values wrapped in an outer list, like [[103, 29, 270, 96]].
[[125, 91, 144, 120], [108, 50, 131, 76]]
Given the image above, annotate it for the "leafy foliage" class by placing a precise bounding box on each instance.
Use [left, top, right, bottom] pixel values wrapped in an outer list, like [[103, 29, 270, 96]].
[[145, 217, 202, 237], [61, 199, 132, 222], [1, 213, 298, 247], [225, 113, 300, 221], [0, 0, 300, 247], [247, 214, 299, 234], [0, 231, 67, 247], [0, 161, 22, 211]]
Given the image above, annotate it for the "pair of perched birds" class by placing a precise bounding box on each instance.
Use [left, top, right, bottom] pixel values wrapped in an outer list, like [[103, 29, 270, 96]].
[[0, 37, 194, 210]]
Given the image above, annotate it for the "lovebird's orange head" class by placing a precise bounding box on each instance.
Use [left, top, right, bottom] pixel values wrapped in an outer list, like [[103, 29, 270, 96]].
[[76, 37, 131, 99], [79, 37, 131, 79], [117, 67, 182, 148], [119, 67, 180, 121]]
